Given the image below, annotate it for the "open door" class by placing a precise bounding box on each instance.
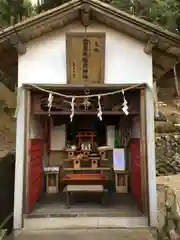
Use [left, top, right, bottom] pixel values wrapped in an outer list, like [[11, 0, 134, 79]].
[[28, 139, 44, 213]]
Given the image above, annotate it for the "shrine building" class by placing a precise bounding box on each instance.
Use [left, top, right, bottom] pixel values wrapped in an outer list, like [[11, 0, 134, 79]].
[[0, 0, 179, 231]]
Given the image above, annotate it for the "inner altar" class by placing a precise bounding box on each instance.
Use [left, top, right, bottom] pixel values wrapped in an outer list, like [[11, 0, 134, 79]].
[[31, 87, 140, 209]]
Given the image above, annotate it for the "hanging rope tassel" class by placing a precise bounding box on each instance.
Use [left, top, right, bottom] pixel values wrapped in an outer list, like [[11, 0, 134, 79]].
[[122, 89, 129, 115], [97, 95, 103, 121], [48, 93, 53, 116], [70, 97, 75, 122]]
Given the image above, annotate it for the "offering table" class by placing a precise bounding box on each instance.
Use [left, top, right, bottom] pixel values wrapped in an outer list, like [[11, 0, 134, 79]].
[[62, 173, 108, 207]]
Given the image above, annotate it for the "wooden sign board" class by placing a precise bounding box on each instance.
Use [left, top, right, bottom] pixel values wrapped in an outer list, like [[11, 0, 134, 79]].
[[66, 32, 105, 84]]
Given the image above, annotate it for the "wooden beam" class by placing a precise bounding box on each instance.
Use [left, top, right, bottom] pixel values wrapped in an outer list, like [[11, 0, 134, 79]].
[[23, 90, 31, 214], [33, 111, 140, 115], [140, 89, 149, 215], [0, 48, 17, 72], [23, 83, 146, 91], [154, 67, 165, 79], [153, 48, 179, 60], [153, 62, 166, 71], [80, 3, 91, 27], [144, 35, 158, 54], [9, 34, 26, 55]]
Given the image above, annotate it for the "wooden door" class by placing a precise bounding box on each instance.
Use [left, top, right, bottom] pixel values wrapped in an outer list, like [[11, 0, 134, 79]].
[[28, 139, 44, 213], [130, 139, 142, 211]]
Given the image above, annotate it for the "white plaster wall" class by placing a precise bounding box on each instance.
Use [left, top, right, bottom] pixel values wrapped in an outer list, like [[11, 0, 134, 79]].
[[106, 125, 115, 147], [132, 116, 140, 138], [50, 124, 66, 150], [30, 116, 42, 139], [18, 21, 152, 87]]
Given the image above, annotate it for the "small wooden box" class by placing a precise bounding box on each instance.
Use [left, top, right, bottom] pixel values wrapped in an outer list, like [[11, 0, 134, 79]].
[[115, 172, 128, 193], [100, 151, 107, 160], [73, 159, 80, 169], [68, 151, 75, 159], [91, 159, 98, 168], [83, 151, 90, 158]]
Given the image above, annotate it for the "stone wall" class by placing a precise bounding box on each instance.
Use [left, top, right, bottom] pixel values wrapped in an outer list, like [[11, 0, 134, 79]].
[[0, 83, 16, 159], [156, 134, 180, 175]]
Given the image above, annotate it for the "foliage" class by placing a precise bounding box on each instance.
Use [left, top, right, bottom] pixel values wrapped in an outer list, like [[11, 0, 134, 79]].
[[39, 0, 69, 12], [0, 0, 180, 34], [0, 0, 37, 27], [149, 0, 180, 34], [109, 0, 180, 34]]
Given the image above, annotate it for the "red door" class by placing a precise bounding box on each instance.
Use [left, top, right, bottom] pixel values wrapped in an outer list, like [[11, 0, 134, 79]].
[[28, 139, 44, 213], [130, 139, 142, 211]]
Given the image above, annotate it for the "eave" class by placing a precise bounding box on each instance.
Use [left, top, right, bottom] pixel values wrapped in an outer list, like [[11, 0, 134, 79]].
[[0, 0, 180, 82]]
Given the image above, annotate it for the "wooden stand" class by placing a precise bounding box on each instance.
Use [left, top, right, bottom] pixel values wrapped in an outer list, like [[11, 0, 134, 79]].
[[45, 172, 59, 194], [115, 171, 128, 193], [64, 185, 105, 208], [99, 150, 110, 161], [100, 151, 106, 160]]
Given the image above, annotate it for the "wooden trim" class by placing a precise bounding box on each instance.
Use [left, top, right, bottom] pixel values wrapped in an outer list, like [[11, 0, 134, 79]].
[[66, 32, 106, 37], [140, 89, 149, 215], [33, 111, 140, 116], [22, 89, 27, 221], [49, 116, 53, 155], [66, 33, 70, 85], [24, 90, 31, 214], [23, 83, 146, 91]]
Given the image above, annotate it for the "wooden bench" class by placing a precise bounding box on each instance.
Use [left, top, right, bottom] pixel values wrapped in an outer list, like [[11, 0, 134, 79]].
[[64, 184, 105, 208]]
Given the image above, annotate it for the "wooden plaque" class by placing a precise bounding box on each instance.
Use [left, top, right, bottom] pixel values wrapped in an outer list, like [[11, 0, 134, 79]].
[[66, 32, 105, 84]]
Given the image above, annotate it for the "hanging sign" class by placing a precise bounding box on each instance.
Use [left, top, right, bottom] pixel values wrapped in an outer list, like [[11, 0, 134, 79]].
[[66, 32, 105, 84]]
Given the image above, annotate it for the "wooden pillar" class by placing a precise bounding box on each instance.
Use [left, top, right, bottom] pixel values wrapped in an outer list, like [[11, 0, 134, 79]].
[[24, 90, 31, 214], [14, 88, 26, 229], [140, 88, 149, 214]]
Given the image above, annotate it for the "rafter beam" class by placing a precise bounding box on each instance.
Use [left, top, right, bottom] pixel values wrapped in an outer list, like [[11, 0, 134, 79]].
[[153, 48, 180, 60], [0, 48, 17, 72], [154, 63, 166, 71], [9, 34, 26, 55], [144, 35, 158, 54]]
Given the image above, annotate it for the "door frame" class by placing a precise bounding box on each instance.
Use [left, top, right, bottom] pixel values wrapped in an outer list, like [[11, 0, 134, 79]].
[[22, 83, 150, 221], [23, 90, 31, 215], [140, 89, 149, 216]]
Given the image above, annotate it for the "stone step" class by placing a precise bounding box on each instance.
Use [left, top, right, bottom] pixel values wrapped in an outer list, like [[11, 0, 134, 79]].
[[10, 228, 155, 240], [23, 216, 148, 230]]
